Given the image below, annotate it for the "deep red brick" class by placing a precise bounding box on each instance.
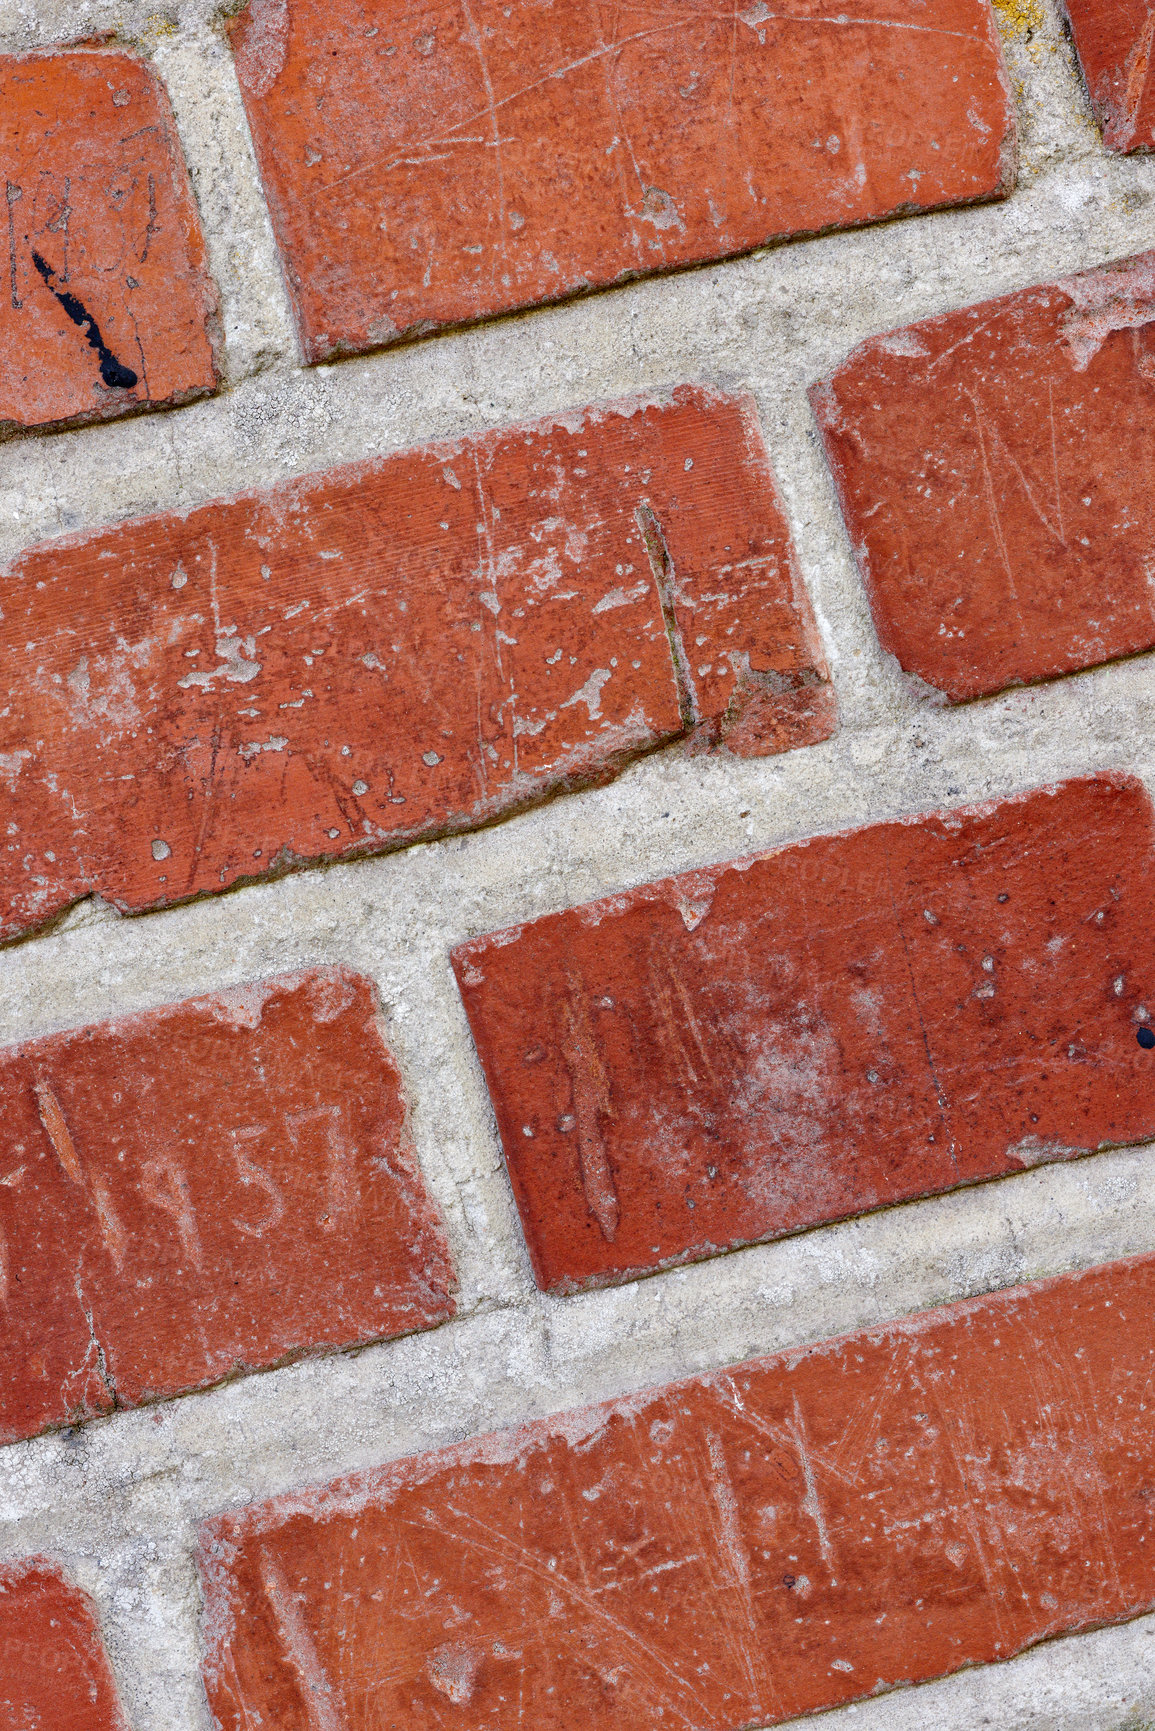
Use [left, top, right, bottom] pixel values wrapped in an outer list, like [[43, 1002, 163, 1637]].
[[1062, 0, 1155, 151], [0, 386, 832, 944], [0, 967, 453, 1443], [0, 47, 219, 434], [200, 1251, 1155, 1730], [452, 773, 1155, 1293], [229, 0, 1015, 363], [811, 250, 1155, 703], [0, 1560, 126, 1731]]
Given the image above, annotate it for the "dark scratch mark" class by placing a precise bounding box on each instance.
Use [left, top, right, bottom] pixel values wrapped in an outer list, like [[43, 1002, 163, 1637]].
[[560, 967, 619, 1242], [30, 250, 138, 389], [637, 503, 698, 728], [6, 182, 22, 309], [140, 171, 158, 264]]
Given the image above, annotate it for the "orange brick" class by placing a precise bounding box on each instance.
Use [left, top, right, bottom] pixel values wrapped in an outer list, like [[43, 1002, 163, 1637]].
[[812, 251, 1155, 702], [0, 967, 453, 1443], [199, 1251, 1155, 1730], [0, 47, 219, 433], [453, 773, 1155, 1291], [229, 0, 1016, 362], [1062, 0, 1155, 151], [0, 1560, 126, 1731], [0, 386, 832, 944]]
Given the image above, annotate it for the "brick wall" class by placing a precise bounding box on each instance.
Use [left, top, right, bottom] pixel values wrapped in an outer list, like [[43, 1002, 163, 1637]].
[[3, 1, 1155, 1727]]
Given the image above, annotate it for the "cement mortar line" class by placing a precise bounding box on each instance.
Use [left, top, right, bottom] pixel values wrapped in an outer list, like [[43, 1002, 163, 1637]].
[[0, 5, 1153, 552], [1, 3, 1154, 1728], [0, 701, 1149, 1044], [0, 154, 1151, 738], [0, 1130, 1152, 1549], [0, 700, 1148, 1312], [1, 1133, 1155, 1730], [4, 150, 1154, 550]]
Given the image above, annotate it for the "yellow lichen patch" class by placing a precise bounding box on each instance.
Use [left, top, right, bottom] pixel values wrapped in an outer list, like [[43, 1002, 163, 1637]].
[[992, 0, 1046, 38]]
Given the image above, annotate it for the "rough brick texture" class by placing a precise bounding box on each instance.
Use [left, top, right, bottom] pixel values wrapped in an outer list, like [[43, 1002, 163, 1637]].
[[0, 967, 452, 1443], [0, 47, 219, 434], [0, 1559, 127, 1731], [0, 386, 832, 944], [229, 0, 1016, 362], [200, 1251, 1155, 1731], [1062, 0, 1155, 152], [453, 773, 1155, 1293], [811, 250, 1155, 702]]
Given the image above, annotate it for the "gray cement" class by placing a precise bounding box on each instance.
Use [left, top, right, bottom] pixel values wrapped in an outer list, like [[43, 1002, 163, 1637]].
[[1, 0, 1155, 1724]]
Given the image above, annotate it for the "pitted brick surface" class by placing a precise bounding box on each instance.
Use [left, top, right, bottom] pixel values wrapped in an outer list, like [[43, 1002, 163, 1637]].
[[199, 1251, 1155, 1731], [454, 774, 1155, 1291], [0, 967, 453, 1442], [0, 47, 219, 433], [812, 251, 1155, 703], [229, 0, 1016, 362], [0, 385, 832, 943]]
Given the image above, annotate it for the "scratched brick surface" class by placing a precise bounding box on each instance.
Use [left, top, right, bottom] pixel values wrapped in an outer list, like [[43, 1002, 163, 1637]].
[[200, 1250, 1155, 1731], [0, 967, 453, 1443], [0, 46, 219, 434], [1062, 0, 1155, 152], [811, 250, 1155, 703], [0, 1558, 127, 1731], [228, 0, 1016, 363], [453, 773, 1155, 1293], [0, 385, 832, 944]]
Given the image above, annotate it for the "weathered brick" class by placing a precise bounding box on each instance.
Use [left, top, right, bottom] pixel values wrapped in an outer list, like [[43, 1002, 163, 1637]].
[[200, 1250, 1155, 1730], [453, 773, 1155, 1293], [811, 251, 1155, 703], [229, 0, 1015, 363], [0, 47, 219, 434], [0, 1559, 126, 1731], [0, 386, 832, 943], [0, 967, 453, 1443], [1062, 0, 1155, 152]]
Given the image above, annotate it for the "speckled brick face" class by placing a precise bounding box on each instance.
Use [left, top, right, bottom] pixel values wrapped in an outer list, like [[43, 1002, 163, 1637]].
[[0, 1559, 127, 1731], [0, 967, 453, 1443], [198, 1252, 1155, 1731], [0, 385, 832, 943], [0, 47, 219, 433], [811, 251, 1155, 703], [1062, 0, 1155, 151], [229, 0, 1016, 362], [453, 774, 1155, 1292]]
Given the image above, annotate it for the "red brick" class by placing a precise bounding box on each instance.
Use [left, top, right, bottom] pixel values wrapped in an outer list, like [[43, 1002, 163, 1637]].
[[811, 251, 1155, 702], [200, 1250, 1155, 1730], [0, 386, 832, 944], [0, 1560, 126, 1731], [1062, 0, 1155, 152], [452, 773, 1155, 1293], [0, 47, 219, 434], [228, 0, 1016, 363], [0, 967, 452, 1443]]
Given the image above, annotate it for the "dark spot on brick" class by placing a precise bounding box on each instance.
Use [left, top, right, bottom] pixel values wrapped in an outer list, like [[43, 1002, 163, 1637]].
[[31, 249, 138, 389]]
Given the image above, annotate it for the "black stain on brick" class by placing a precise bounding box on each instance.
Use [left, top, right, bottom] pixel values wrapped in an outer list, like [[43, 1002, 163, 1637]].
[[1138, 1026, 1154, 1050], [30, 250, 138, 389]]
